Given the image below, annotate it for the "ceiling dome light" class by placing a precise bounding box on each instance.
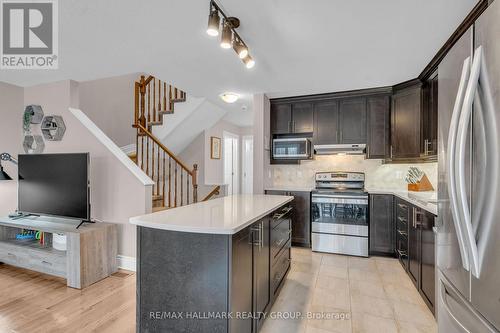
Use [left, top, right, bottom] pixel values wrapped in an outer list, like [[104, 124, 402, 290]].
[[207, 10, 220, 36], [220, 20, 233, 49], [233, 39, 248, 59], [242, 55, 255, 69], [220, 92, 239, 103]]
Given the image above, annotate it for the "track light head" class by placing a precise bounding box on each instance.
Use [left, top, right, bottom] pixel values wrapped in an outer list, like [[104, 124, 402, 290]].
[[207, 9, 220, 36], [220, 19, 233, 49], [233, 39, 248, 59], [243, 55, 255, 69]]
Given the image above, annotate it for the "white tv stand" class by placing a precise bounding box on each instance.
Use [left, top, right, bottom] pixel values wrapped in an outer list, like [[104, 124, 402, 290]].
[[0, 216, 118, 289]]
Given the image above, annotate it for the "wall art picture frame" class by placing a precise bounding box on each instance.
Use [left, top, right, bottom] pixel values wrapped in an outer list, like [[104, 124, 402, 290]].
[[210, 136, 221, 159]]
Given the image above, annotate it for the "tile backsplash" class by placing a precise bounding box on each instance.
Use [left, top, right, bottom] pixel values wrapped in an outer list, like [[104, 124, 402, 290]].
[[269, 155, 438, 191]]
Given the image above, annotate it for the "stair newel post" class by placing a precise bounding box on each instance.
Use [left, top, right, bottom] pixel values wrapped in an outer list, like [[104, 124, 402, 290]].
[[147, 82, 151, 126], [139, 75, 146, 128], [169, 85, 173, 112], [192, 164, 198, 203], [187, 172, 190, 205]]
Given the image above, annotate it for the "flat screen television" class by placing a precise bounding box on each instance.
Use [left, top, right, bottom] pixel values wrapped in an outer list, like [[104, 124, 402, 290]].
[[18, 153, 90, 220]]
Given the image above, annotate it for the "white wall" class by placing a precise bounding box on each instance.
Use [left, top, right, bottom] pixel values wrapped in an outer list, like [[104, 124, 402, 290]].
[[252, 94, 272, 194], [0, 80, 151, 259], [78, 73, 140, 148], [0, 82, 23, 216]]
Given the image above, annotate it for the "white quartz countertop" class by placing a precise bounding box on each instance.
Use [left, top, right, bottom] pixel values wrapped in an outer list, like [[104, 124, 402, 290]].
[[366, 189, 438, 215], [129, 194, 294, 234], [265, 187, 314, 192]]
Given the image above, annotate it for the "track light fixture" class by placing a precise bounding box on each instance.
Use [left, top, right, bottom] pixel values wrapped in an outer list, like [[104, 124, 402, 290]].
[[206, 0, 255, 69], [220, 19, 233, 49], [206, 8, 220, 36]]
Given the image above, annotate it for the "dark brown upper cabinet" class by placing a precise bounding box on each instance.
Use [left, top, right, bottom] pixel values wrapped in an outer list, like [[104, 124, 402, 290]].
[[270, 102, 313, 134], [421, 73, 438, 158], [313, 100, 339, 145], [339, 98, 367, 144], [292, 102, 314, 133], [367, 95, 391, 159], [391, 82, 422, 159], [271, 103, 292, 134]]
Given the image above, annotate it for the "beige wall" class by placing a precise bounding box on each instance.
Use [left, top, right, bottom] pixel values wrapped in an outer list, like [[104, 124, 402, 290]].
[[78, 73, 140, 148], [0, 82, 23, 216], [0, 80, 151, 259]]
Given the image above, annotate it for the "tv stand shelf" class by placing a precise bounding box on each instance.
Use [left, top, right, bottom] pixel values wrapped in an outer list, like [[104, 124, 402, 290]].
[[0, 216, 118, 289]]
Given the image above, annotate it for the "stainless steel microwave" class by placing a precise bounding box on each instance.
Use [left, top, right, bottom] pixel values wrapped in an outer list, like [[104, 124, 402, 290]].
[[272, 138, 312, 160]]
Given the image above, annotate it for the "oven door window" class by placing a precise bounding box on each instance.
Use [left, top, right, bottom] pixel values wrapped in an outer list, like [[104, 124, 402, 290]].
[[312, 197, 368, 226]]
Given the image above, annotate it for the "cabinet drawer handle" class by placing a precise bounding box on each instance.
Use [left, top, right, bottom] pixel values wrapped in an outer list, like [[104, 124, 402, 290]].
[[397, 230, 408, 237], [398, 203, 407, 209], [396, 249, 408, 258]]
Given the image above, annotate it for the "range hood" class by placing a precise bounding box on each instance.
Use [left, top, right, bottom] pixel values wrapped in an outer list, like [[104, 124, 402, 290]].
[[314, 144, 366, 155]]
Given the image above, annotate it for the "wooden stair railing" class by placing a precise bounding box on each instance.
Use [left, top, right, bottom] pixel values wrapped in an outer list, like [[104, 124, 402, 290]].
[[132, 75, 220, 210], [202, 185, 221, 202], [134, 122, 198, 207]]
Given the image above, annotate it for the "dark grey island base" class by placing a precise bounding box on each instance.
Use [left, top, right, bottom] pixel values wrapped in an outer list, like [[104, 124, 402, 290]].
[[136, 203, 293, 333]]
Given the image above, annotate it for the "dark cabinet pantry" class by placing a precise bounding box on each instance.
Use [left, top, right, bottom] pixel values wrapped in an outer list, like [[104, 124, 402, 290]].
[[369, 194, 394, 255], [366, 95, 391, 159], [391, 83, 423, 159]]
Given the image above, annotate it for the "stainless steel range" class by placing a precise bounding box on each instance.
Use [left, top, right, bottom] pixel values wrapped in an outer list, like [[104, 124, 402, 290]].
[[311, 171, 368, 257]]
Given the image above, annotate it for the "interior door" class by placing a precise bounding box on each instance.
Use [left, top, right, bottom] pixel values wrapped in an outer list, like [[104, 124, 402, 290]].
[[339, 98, 367, 144], [437, 27, 472, 300], [242, 136, 253, 194], [471, 2, 500, 330], [224, 132, 239, 195]]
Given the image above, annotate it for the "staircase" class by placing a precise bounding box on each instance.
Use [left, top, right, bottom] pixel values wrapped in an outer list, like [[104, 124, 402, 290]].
[[132, 75, 220, 211]]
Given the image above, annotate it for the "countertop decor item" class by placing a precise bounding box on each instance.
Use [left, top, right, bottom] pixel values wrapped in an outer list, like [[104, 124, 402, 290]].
[[0, 152, 17, 181], [405, 167, 434, 192], [210, 136, 221, 159]]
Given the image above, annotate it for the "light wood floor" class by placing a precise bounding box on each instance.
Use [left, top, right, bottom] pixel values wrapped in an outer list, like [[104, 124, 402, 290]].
[[0, 248, 436, 333], [0, 264, 135, 333]]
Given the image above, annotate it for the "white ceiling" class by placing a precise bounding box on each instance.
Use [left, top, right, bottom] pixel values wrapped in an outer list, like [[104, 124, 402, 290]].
[[1, 0, 478, 126]]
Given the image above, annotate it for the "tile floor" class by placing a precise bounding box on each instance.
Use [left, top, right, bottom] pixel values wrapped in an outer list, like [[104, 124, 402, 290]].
[[260, 247, 437, 333]]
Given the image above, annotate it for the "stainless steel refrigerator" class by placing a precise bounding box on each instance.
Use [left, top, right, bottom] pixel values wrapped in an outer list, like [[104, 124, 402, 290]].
[[437, 0, 500, 332]]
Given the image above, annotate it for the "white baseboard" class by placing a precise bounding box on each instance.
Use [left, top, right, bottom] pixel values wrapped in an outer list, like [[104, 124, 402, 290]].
[[117, 255, 136, 272]]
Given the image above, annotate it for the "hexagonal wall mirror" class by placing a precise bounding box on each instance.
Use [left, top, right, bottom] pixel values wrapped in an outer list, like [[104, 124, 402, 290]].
[[41, 115, 66, 141], [23, 134, 45, 154]]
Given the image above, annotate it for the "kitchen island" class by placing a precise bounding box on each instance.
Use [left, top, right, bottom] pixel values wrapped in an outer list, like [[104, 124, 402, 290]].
[[130, 194, 294, 333]]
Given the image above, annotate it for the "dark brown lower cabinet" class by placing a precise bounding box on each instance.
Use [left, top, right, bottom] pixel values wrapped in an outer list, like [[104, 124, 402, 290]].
[[396, 200, 436, 315], [265, 190, 311, 247], [418, 208, 436, 314], [369, 194, 395, 255]]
